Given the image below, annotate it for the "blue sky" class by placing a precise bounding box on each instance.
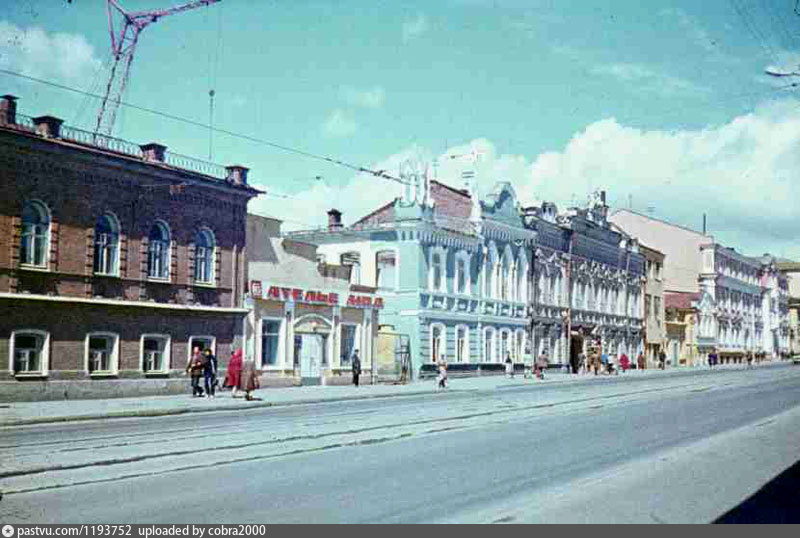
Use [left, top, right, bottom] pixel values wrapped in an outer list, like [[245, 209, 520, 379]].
[[2, 0, 800, 258]]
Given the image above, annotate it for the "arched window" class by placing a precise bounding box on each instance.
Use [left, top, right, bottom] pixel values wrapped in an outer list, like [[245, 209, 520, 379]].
[[429, 249, 444, 292], [194, 228, 215, 284], [455, 251, 470, 295], [147, 221, 170, 279], [517, 258, 526, 302], [94, 213, 119, 276], [483, 327, 496, 363], [20, 201, 50, 267], [501, 253, 511, 300], [430, 323, 446, 362], [456, 325, 469, 362], [500, 330, 511, 362]]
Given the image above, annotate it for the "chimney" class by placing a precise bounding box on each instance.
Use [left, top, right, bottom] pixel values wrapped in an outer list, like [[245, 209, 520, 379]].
[[0, 95, 17, 125], [703, 213, 707, 235], [327, 209, 342, 231], [225, 164, 249, 186], [600, 190, 607, 205], [140, 143, 167, 163], [33, 115, 63, 138]]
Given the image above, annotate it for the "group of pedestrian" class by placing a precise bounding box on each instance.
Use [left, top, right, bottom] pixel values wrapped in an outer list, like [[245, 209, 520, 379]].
[[186, 347, 260, 400]]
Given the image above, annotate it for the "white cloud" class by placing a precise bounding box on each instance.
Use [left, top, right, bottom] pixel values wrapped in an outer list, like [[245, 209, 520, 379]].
[[340, 85, 385, 109], [322, 109, 357, 138], [402, 14, 429, 43], [256, 98, 800, 259], [591, 62, 709, 96], [0, 21, 102, 85]]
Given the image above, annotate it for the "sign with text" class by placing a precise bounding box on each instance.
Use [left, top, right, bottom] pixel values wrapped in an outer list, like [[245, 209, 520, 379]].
[[249, 281, 384, 309]]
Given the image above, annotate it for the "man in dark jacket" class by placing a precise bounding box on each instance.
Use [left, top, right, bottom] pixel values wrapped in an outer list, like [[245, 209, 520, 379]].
[[352, 350, 361, 387], [203, 348, 218, 399]]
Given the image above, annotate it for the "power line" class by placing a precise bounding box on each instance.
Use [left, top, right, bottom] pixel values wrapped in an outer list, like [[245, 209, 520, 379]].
[[0, 68, 410, 187]]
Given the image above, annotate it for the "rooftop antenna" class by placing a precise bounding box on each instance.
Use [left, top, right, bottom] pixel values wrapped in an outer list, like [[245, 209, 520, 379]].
[[208, 89, 215, 160], [94, 0, 221, 138]]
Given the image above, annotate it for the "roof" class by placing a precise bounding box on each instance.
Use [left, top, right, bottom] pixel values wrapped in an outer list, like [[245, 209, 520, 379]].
[[351, 179, 471, 228], [664, 291, 700, 310], [777, 261, 800, 272], [610, 208, 709, 238]]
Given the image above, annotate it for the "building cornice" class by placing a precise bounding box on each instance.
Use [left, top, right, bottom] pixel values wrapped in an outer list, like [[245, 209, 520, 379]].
[[0, 292, 248, 314]]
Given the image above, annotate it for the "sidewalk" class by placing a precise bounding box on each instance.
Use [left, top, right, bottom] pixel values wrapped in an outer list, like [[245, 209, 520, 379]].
[[0, 363, 787, 427]]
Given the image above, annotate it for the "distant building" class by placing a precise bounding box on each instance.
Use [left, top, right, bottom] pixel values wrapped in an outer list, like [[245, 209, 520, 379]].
[[776, 261, 800, 356], [244, 214, 383, 386], [639, 244, 666, 366], [664, 291, 700, 367], [0, 94, 260, 401]]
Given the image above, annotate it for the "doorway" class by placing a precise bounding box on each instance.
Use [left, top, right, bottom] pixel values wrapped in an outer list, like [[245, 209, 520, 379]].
[[294, 333, 327, 385], [570, 335, 584, 373]]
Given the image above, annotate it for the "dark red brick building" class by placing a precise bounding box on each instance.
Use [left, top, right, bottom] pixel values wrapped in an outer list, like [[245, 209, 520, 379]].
[[0, 95, 261, 401]]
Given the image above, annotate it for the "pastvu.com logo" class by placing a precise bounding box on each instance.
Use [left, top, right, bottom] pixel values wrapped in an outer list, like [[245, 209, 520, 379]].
[[2, 524, 14, 537]]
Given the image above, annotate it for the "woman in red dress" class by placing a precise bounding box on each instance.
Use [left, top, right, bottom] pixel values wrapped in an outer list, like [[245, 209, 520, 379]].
[[224, 349, 243, 398]]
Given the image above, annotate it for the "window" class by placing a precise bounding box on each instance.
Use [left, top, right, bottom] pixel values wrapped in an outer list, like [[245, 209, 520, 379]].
[[517, 259, 526, 302], [261, 320, 281, 366], [87, 333, 118, 374], [142, 335, 169, 373], [189, 336, 214, 359], [484, 258, 492, 297], [456, 325, 468, 362], [501, 254, 511, 300], [147, 221, 170, 279], [93, 213, 119, 276], [340, 324, 357, 366], [431, 324, 445, 362], [500, 330, 510, 361], [194, 228, 215, 284], [483, 328, 495, 362], [431, 251, 443, 292], [11, 331, 48, 375], [341, 252, 361, 285], [376, 250, 396, 289], [20, 201, 50, 267], [515, 330, 525, 361]]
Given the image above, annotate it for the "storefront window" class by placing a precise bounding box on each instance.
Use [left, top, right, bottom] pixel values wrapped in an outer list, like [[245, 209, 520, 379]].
[[341, 325, 357, 365], [262, 320, 280, 366]]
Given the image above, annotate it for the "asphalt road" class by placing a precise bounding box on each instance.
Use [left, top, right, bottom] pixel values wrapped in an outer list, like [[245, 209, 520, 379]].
[[3, 365, 800, 523]]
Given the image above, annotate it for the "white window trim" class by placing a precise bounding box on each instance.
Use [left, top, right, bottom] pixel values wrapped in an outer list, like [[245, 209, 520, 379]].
[[147, 220, 172, 282], [455, 324, 470, 363], [499, 329, 512, 363], [428, 246, 448, 293], [93, 212, 121, 277], [483, 327, 496, 363], [339, 322, 360, 369], [430, 322, 446, 362], [85, 332, 120, 376], [515, 329, 527, 362], [19, 199, 52, 270], [9, 329, 50, 377], [455, 250, 471, 295], [193, 227, 216, 286], [188, 335, 216, 365], [140, 333, 171, 374], [375, 247, 400, 291], [259, 318, 284, 370]]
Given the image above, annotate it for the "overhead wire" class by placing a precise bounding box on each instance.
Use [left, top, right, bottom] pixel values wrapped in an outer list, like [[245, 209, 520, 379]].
[[0, 68, 411, 187]]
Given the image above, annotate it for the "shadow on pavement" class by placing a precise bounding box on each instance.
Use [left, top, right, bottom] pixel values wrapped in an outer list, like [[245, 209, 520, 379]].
[[713, 459, 800, 523]]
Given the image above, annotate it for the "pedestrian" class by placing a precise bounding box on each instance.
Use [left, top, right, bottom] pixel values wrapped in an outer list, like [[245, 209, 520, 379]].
[[239, 356, 259, 401], [637, 352, 645, 371], [600, 351, 609, 375], [224, 349, 243, 398], [203, 348, 217, 399], [708, 349, 717, 369], [536, 350, 548, 380], [351, 349, 362, 387], [505, 352, 514, 378], [186, 346, 207, 397], [578, 352, 586, 375], [437, 355, 448, 390], [746, 351, 754, 370], [658, 350, 667, 370], [619, 353, 630, 373]]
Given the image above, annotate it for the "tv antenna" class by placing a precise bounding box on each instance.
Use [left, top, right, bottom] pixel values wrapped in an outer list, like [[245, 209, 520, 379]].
[[94, 0, 221, 138]]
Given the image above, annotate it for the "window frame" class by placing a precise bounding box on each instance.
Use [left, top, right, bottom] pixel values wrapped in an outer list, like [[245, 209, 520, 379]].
[[193, 227, 216, 286], [515, 329, 526, 361], [85, 332, 120, 376], [339, 323, 359, 368], [9, 329, 50, 377], [147, 220, 171, 281], [259, 319, 282, 369], [430, 322, 446, 362], [141, 334, 171, 374], [455, 324, 469, 363], [429, 246, 447, 293], [93, 212, 120, 277], [375, 248, 398, 290], [455, 250, 471, 295], [341, 251, 361, 285], [19, 200, 51, 269], [483, 327, 496, 363]]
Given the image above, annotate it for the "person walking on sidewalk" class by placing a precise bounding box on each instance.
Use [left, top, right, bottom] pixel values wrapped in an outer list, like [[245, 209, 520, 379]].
[[658, 349, 667, 370], [203, 348, 217, 399], [239, 357, 259, 401], [619, 353, 630, 373], [637, 351, 646, 371], [224, 349, 243, 398], [186, 347, 207, 397], [436, 355, 448, 390], [352, 350, 361, 387], [536, 351, 548, 380]]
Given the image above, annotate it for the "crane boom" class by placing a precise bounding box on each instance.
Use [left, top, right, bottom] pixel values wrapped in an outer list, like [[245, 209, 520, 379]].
[[94, 0, 221, 139]]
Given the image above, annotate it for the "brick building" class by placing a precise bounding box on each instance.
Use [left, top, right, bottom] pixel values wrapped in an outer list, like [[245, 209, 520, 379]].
[[0, 95, 260, 401]]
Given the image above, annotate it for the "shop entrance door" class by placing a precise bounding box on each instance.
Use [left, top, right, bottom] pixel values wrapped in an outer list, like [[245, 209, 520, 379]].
[[297, 333, 326, 385]]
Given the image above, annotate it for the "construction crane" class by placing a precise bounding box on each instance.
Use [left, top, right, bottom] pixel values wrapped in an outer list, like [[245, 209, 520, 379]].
[[94, 0, 220, 139]]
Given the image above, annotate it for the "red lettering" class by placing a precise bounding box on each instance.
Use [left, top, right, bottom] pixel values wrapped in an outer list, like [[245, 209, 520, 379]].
[[268, 286, 281, 299], [374, 298, 384, 309], [329, 293, 339, 305], [305, 291, 316, 302], [292, 289, 303, 301], [280, 288, 292, 300], [347, 295, 356, 307]]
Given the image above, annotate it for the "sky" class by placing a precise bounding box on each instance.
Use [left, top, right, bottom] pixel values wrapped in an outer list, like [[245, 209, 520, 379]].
[[2, 0, 800, 259]]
